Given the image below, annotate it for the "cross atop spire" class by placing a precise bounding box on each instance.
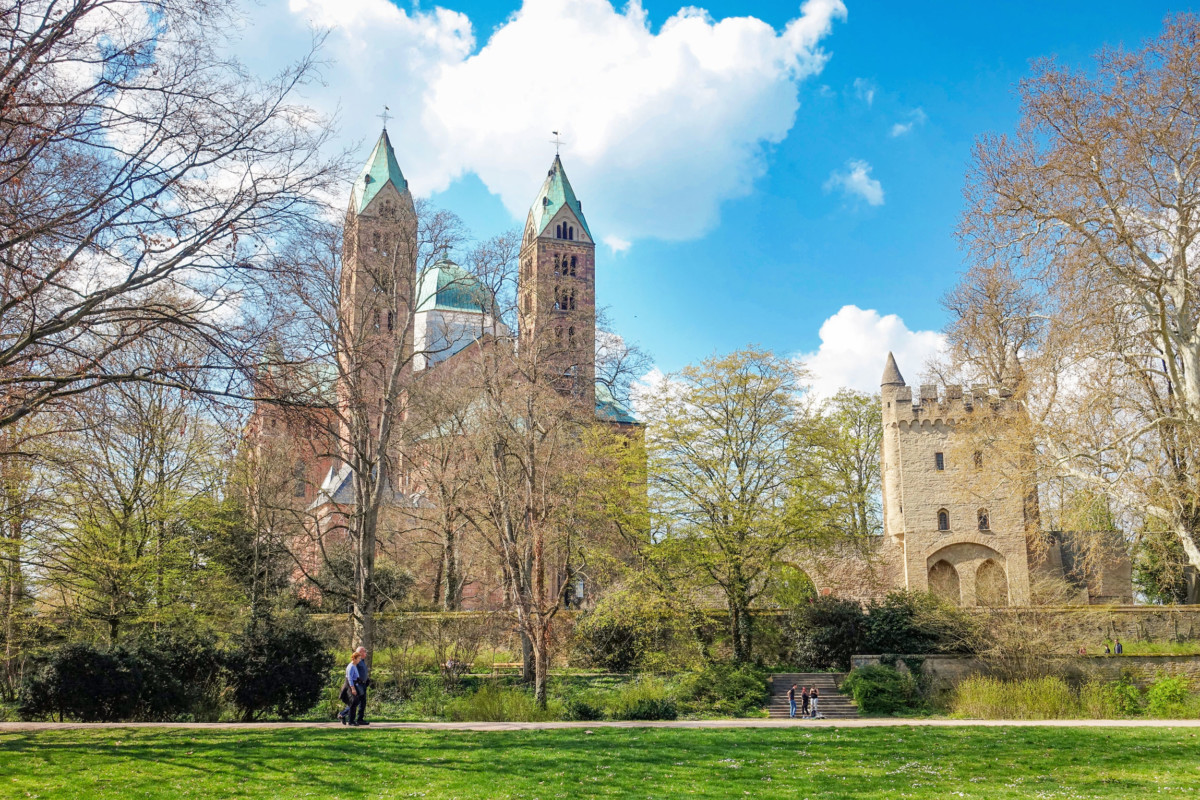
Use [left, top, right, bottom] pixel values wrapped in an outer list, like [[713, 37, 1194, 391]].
[[378, 106, 392, 130], [550, 130, 563, 154]]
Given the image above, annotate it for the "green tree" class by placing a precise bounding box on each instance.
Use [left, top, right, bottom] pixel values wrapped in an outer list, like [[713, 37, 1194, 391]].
[[642, 348, 822, 662], [798, 389, 882, 539]]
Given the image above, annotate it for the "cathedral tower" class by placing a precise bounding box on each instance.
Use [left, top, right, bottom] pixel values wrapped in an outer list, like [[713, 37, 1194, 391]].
[[340, 128, 417, 410], [518, 155, 596, 409]]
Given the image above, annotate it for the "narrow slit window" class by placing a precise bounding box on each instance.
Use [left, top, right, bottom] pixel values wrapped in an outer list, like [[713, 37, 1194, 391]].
[[935, 452, 945, 471], [978, 509, 990, 531], [974, 450, 983, 469]]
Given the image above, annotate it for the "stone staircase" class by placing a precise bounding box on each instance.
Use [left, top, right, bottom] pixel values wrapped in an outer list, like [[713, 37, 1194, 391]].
[[768, 673, 859, 720]]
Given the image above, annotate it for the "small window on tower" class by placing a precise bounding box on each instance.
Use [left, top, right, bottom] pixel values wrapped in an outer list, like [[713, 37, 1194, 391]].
[[568, 226, 575, 240], [570, 256, 577, 276], [937, 509, 950, 531], [556, 223, 562, 238], [935, 452, 945, 471], [978, 509, 990, 531], [974, 450, 983, 470]]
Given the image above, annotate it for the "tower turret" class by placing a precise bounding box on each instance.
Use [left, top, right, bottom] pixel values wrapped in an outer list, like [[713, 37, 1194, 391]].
[[518, 155, 595, 408]]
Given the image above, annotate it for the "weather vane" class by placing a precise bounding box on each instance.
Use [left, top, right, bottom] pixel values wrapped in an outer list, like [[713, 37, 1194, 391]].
[[550, 130, 564, 154], [379, 106, 392, 129]]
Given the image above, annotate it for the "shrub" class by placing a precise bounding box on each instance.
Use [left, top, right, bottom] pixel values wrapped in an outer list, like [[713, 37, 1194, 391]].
[[863, 591, 977, 656], [1080, 678, 1141, 718], [224, 620, 333, 720], [951, 675, 1080, 720], [446, 683, 561, 722], [676, 663, 769, 716], [841, 665, 922, 715], [606, 676, 677, 721], [1146, 675, 1195, 717], [411, 675, 450, 718], [563, 696, 604, 721], [788, 596, 865, 670], [129, 633, 223, 721], [572, 585, 700, 672], [18, 644, 140, 722]]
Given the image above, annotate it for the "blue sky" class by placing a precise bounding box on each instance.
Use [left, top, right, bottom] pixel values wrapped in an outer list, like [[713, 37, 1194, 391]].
[[242, 0, 1181, 393]]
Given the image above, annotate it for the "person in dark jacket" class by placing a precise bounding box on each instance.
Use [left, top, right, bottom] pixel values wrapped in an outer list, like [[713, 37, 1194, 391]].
[[337, 650, 363, 725], [351, 646, 370, 725], [800, 687, 810, 718]]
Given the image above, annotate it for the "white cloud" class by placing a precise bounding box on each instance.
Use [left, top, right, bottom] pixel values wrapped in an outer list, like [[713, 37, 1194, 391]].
[[603, 235, 632, 254], [824, 159, 884, 206], [235, 0, 846, 244], [889, 107, 927, 137], [852, 77, 875, 107], [798, 305, 945, 398]]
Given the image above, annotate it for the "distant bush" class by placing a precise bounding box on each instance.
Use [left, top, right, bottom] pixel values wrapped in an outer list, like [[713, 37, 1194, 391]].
[[1080, 678, 1142, 718], [863, 591, 978, 656], [446, 683, 560, 722], [676, 663, 769, 716], [788, 596, 866, 670], [952, 675, 1079, 720], [411, 675, 451, 718], [225, 621, 333, 721], [563, 696, 605, 721], [572, 585, 700, 672], [18, 635, 224, 722], [1146, 675, 1195, 717], [18, 644, 140, 722], [606, 677, 678, 721], [840, 665, 921, 715]]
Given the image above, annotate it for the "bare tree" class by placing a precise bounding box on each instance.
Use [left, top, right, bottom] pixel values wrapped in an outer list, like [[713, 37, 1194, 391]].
[[954, 15, 1200, 572], [0, 0, 339, 430]]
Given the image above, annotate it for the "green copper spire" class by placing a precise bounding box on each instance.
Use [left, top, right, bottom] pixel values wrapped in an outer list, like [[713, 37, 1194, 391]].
[[526, 154, 592, 240], [351, 129, 408, 215]]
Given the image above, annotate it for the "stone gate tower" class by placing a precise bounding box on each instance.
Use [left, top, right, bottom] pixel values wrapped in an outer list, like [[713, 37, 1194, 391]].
[[518, 155, 596, 409], [879, 353, 1034, 605]]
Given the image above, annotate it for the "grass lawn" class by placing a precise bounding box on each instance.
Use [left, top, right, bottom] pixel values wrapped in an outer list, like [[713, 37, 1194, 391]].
[[2, 726, 1199, 799]]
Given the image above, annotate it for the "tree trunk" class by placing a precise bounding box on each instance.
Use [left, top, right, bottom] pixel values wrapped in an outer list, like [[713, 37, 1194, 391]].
[[533, 625, 550, 710], [443, 525, 459, 612]]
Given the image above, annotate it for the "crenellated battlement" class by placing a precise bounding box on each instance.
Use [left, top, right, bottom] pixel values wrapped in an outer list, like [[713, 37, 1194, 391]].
[[884, 382, 1018, 427]]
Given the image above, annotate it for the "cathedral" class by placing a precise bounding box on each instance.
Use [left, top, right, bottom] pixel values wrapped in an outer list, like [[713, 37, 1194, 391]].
[[250, 127, 635, 609]]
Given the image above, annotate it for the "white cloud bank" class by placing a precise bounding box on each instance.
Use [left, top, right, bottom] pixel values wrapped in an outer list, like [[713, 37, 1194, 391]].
[[241, 0, 846, 245], [799, 305, 945, 398], [824, 159, 884, 206]]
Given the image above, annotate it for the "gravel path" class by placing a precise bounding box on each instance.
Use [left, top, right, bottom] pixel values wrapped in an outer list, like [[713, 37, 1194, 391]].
[[3, 718, 1200, 732]]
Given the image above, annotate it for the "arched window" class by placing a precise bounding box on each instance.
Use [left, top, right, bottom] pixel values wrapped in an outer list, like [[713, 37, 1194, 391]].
[[977, 509, 990, 531], [293, 461, 306, 498], [570, 255, 577, 276], [937, 509, 950, 531], [555, 223, 561, 238], [568, 225, 574, 240], [928, 560, 961, 605], [568, 289, 576, 310]]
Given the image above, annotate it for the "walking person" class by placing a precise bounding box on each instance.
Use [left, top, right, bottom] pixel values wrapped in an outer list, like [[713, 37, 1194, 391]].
[[337, 650, 363, 725], [788, 684, 797, 719], [350, 646, 370, 725], [800, 686, 810, 718], [810, 686, 820, 719], [1115, 639, 1123, 655]]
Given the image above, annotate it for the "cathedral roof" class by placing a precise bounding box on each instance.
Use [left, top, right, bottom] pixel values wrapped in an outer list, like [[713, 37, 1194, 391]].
[[881, 352, 906, 387], [416, 259, 490, 314], [351, 129, 408, 214], [595, 382, 637, 425], [526, 154, 592, 240]]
